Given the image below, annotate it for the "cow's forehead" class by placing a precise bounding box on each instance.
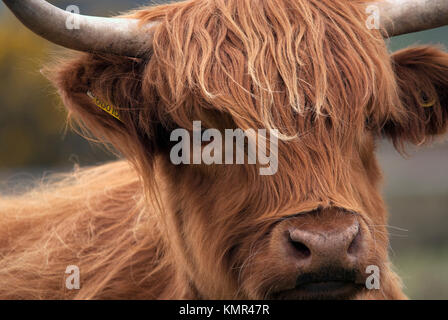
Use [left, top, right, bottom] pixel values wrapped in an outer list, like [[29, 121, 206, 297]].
[[147, 0, 401, 138]]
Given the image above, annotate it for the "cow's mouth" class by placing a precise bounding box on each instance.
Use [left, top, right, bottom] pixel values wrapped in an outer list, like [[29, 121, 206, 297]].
[[270, 268, 365, 300], [272, 281, 363, 300]]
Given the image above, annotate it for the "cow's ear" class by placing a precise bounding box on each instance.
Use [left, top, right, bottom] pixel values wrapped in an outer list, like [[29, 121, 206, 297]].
[[382, 46, 448, 149], [45, 53, 165, 164]]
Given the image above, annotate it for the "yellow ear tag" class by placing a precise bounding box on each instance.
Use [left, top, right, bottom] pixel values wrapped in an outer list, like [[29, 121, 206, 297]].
[[420, 100, 436, 108], [87, 91, 123, 122]]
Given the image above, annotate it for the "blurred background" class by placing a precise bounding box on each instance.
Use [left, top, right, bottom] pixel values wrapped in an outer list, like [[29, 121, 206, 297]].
[[0, 1, 447, 299]]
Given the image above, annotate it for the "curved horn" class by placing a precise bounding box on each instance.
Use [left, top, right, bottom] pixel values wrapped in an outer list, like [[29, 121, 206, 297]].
[[371, 0, 448, 37], [2, 0, 156, 57]]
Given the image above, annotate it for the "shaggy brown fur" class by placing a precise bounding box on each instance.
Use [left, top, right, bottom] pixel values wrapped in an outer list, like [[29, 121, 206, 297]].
[[1, 0, 447, 299]]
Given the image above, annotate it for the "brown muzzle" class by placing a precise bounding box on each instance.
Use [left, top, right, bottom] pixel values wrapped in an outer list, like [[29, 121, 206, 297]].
[[269, 207, 370, 299]]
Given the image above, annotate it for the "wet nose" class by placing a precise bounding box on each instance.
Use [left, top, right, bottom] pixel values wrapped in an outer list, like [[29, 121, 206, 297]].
[[283, 210, 364, 269]]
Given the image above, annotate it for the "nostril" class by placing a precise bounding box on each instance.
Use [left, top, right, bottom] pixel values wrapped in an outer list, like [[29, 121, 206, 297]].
[[288, 234, 311, 259], [347, 226, 362, 256]]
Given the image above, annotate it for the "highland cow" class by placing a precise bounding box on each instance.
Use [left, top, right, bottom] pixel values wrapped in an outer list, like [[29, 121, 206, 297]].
[[0, 0, 447, 299]]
